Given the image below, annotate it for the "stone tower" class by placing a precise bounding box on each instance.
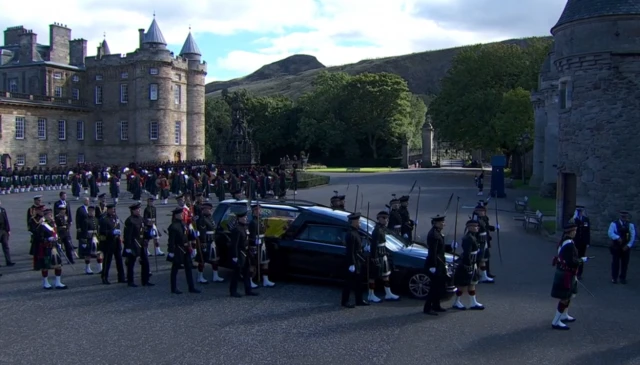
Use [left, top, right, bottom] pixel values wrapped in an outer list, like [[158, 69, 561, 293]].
[[180, 30, 207, 161], [551, 0, 640, 240], [421, 116, 434, 167]]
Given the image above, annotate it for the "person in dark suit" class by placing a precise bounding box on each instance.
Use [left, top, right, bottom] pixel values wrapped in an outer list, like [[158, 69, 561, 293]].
[[0, 199, 14, 268]]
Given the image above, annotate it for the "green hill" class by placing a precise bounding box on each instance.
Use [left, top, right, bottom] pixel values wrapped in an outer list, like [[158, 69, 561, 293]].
[[205, 37, 551, 99]]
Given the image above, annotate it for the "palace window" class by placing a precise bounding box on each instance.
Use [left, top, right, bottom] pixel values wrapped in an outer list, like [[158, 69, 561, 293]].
[[149, 83, 158, 100], [58, 154, 67, 165], [9, 79, 18, 93], [76, 120, 84, 140], [174, 84, 181, 105], [120, 120, 129, 141], [174, 121, 181, 144], [149, 121, 159, 140], [95, 86, 103, 104], [16, 154, 25, 166], [95, 121, 103, 141], [15, 117, 25, 140], [72, 75, 80, 82], [39, 153, 47, 165], [54, 86, 63, 97], [149, 68, 159, 75], [121, 72, 128, 79], [53, 72, 62, 80], [37, 118, 47, 140], [120, 84, 128, 103], [174, 73, 181, 81], [58, 120, 67, 140], [95, 74, 103, 81], [72, 88, 80, 100], [77, 153, 85, 163], [558, 79, 573, 110]]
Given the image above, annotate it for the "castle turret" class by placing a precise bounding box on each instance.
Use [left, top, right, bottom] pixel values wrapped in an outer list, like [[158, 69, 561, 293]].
[[551, 0, 640, 240], [143, 16, 167, 49], [183, 30, 207, 160]]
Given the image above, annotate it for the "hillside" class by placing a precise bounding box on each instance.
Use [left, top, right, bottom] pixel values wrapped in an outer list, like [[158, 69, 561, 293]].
[[205, 37, 551, 99]]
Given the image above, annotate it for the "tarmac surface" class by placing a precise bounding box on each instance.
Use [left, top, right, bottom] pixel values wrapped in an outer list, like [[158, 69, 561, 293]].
[[0, 170, 638, 365]]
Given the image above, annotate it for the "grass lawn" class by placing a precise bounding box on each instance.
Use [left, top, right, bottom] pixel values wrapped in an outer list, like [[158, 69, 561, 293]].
[[511, 180, 556, 216], [305, 167, 400, 173], [543, 220, 557, 234]]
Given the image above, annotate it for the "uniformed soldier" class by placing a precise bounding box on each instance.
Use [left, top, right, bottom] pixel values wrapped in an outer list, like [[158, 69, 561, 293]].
[[195, 202, 224, 284], [342, 212, 367, 308], [249, 203, 275, 288], [330, 195, 341, 210], [570, 206, 590, 280], [27, 196, 44, 269], [78, 206, 102, 275], [608, 211, 636, 284], [278, 166, 287, 198], [229, 210, 258, 297], [338, 195, 346, 210], [475, 171, 484, 196], [109, 171, 120, 205], [71, 171, 82, 200], [157, 173, 170, 205], [398, 195, 414, 240], [167, 207, 200, 294], [98, 204, 125, 285], [0, 199, 14, 267], [551, 224, 588, 330], [367, 210, 399, 303], [96, 193, 108, 217], [471, 204, 496, 283], [452, 220, 485, 310], [387, 198, 402, 234], [88, 170, 99, 202], [54, 207, 75, 264], [35, 207, 68, 290], [123, 202, 153, 287], [231, 189, 243, 200], [214, 172, 226, 202], [423, 215, 448, 315], [143, 197, 164, 256]]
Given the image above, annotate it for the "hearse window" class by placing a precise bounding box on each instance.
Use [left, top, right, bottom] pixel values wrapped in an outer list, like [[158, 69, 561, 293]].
[[219, 205, 249, 231], [297, 225, 346, 246], [248, 207, 300, 221]]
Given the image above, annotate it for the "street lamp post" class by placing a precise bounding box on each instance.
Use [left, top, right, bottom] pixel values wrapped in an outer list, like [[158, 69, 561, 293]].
[[518, 133, 531, 184]]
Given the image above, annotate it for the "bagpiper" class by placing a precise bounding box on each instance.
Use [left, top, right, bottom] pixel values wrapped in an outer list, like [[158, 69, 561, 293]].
[[452, 220, 485, 310], [35, 207, 68, 290], [195, 202, 225, 284], [367, 210, 399, 303], [608, 210, 636, 284], [551, 223, 587, 330]]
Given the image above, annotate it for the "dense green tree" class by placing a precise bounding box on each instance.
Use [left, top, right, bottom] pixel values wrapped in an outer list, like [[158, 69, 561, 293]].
[[204, 97, 232, 160], [407, 95, 427, 149], [429, 38, 551, 154]]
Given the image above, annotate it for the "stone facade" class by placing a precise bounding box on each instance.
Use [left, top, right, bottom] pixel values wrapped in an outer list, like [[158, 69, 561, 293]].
[[0, 19, 207, 167], [531, 0, 640, 242]]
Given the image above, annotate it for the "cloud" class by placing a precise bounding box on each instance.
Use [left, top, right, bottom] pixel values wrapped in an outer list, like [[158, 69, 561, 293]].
[[0, 0, 566, 80]]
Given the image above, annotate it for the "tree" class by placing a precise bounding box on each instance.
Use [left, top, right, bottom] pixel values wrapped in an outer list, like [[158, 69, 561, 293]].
[[342, 73, 413, 158], [204, 97, 232, 160], [429, 38, 552, 154], [246, 95, 296, 156], [407, 95, 427, 149]]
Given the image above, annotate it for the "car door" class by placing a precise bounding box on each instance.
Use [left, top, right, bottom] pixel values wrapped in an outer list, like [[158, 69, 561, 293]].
[[292, 224, 347, 278]]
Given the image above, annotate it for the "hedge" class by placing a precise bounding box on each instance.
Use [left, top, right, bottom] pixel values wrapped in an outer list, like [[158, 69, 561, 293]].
[[294, 174, 330, 189]]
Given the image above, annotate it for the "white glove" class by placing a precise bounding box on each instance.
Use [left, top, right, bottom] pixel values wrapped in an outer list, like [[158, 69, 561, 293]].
[[195, 231, 200, 237], [403, 234, 409, 239], [364, 245, 370, 253], [125, 249, 132, 254], [113, 229, 121, 235], [168, 253, 174, 258], [48, 237, 55, 242], [232, 257, 238, 263], [496, 224, 500, 230], [429, 268, 436, 274], [348, 265, 355, 273], [193, 216, 199, 221], [81, 244, 87, 248], [581, 257, 588, 263]]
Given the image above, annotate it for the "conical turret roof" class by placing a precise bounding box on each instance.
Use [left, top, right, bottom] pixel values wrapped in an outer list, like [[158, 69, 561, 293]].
[[101, 39, 111, 55], [553, 0, 640, 32], [180, 32, 201, 56], [143, 18, 167, 45]]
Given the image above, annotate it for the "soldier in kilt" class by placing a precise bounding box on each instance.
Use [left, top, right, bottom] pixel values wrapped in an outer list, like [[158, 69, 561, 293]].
[[452, 220, 484, 310], [367, 211, 399, 303], [35, 208, 68, 290], [78, 206, 102, 275], [249, 203, 275, 288], [195, 202, 225, 284], [550, 223, 588, 330]]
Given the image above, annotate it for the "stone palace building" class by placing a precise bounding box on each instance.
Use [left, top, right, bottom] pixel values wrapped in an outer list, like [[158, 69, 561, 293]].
[[530, 0, 640, 240], [0, 16, 207, 167]]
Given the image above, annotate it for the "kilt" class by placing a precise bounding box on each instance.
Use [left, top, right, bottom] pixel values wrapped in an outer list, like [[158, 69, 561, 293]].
[[259, 240, 270, 264], [35, 243, 62, 270], [368, 255, 391, 279], [453, 264, 479, 287], [478, 242, 489, 260], [550, 268, 577, 300]]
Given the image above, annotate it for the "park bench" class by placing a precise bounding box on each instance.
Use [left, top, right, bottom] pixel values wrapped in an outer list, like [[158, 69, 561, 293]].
[[345, 167, 361, 172], [524, 210, 544, 232], [515, 196, 529, 212]]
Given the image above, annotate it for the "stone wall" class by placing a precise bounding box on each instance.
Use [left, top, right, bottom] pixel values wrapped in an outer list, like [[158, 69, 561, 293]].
[[185, 59, 206, 161]]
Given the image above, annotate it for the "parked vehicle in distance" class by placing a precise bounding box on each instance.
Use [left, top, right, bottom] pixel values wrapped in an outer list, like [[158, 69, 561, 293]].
[[212, 199, 457, 300]]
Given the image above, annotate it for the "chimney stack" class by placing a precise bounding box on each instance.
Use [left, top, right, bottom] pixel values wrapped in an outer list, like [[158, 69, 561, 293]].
[[49, 22, 71, 64], [69, 38, 87, 66], [19, 30, 38, 63], [138, 29, 145, 48]]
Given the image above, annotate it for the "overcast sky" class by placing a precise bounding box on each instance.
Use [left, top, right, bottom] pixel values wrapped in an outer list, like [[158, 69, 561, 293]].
[[0, 0, 567, 82]]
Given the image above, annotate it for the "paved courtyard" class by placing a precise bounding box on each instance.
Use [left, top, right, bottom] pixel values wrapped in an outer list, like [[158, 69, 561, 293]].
[[0, 170, 638, 365]]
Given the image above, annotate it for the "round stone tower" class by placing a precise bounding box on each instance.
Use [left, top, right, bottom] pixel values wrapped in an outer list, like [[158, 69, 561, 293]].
[[180, 31, 207, 161], [552, 0, 640, 238]]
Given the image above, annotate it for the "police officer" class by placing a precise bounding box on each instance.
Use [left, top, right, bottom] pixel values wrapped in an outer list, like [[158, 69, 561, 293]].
[[608, 211, 636, 284]]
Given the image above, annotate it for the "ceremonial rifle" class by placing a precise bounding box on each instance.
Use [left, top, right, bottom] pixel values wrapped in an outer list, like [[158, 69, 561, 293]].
[[443, 193, 454, 216], [493, 190, 503, 264], [408, 180, 417, 195], [413, 187, 421, 242], [354, 185, 360, 212], [452, 196, 460, 254]]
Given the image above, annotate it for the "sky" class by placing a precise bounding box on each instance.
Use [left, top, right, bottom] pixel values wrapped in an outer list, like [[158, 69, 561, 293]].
[[0, 0, 567, 84]]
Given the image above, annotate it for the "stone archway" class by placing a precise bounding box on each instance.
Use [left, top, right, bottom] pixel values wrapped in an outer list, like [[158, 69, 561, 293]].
[[174, 151, 181, 162]]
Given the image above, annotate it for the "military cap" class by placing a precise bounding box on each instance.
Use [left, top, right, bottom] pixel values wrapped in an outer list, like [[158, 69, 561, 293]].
[[201, 202, 214, 209], [347, 212, 361, 221], [172, 207, 183, 215], [235, 210, 248, 218], [251, 202, 260, 208], [331, 196, 340, 202], [338, 195, 346, 201], [390, 198, 400, 204], [575, 205, 585, 210], [431, 215, 446, 222], [129, 202, 141, 210], [377, 211, 389, 218], [33, 195, 42, 200], [43, 207, 53, 214], [87, 206, 96, 210], [175, 194, 184, 200], [399, 196, 410, 202], [106, 203, 116, 209], [98, 193, 106, 198], [147, 196, 155, 201], [563, 223, 577, 231], [466, 220, 479, 226]]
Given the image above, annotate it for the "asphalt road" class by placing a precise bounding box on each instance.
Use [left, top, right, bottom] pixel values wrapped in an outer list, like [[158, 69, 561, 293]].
[[0, 170, 638, 365]]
